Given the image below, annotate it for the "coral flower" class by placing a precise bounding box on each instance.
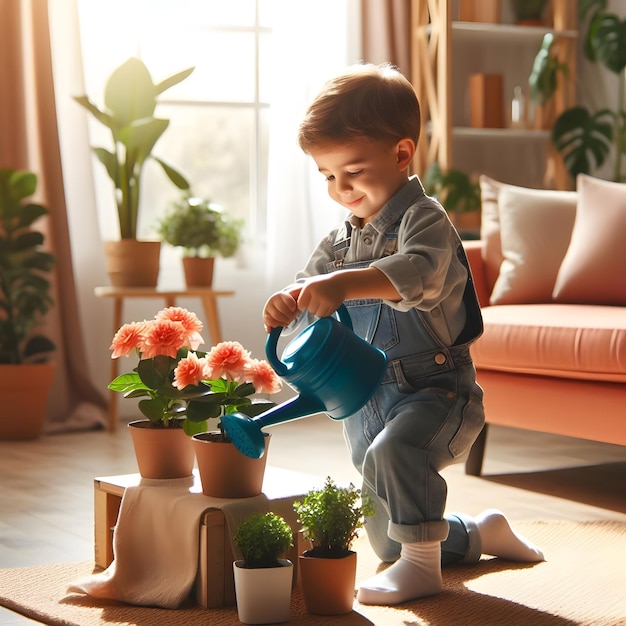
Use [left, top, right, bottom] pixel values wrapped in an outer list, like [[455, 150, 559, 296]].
[[140, 319, 188, 359], [110, 321, 148, 358], [174, 352, 208, 390], [205, 341, 252, 381], [156, 306, 204, 350], [244, 359, 283, 395]]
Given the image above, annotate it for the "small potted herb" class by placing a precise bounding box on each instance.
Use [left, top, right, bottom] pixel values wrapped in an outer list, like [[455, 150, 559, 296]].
[[156, 193, 243, 287], [232, 512, 294, 624], [293, 476, 374, 615]]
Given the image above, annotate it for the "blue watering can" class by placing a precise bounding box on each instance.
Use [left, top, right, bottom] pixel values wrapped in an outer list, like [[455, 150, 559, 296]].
[[222, 305, 387, 458]]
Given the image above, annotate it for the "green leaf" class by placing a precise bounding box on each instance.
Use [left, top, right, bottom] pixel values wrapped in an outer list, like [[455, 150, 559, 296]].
[[108, 372, 147, 393], [552, 106, 614, 178], [186, 399, 221, 422], [8, 170, 37, 200], [137, 355, 175, 389], [183, 418, 207, 436], [153, 157, 190, 190], [154, 66, 195, 94], [590, 13, 626, 74]]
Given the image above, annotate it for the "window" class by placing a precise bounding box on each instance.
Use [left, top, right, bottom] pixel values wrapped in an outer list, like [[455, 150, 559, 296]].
[[77, 0, 274, 245]]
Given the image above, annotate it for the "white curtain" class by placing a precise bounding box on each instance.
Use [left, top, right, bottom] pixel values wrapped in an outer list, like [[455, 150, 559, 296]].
[[265, 0, 361, 291]]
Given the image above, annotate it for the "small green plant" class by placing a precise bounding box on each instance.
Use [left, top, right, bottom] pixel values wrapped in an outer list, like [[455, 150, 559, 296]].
[[74, 57, 193, 239], [0, 169, 56, 364], [423, 162, 481, 214], [293, 476, 374, 559], [233, 512, 293, 568], [156, 194, 243, 258], [528, 32, 570, 107]]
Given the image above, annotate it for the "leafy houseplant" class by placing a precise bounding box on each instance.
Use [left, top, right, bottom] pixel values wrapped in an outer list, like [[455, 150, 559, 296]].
[[233, 512, 293, 569], [156, 194, 243, 258], [0, 169, 56, 365], [293, 476, 374, 615], [0, 168, 57, 439], [530, 1, 626, 182], [423, 162, 481, 216], [293, 476, 374, 559], [232, 512, 294, 624], [108, 306, 282, 435], [74, 57, 193, 240]]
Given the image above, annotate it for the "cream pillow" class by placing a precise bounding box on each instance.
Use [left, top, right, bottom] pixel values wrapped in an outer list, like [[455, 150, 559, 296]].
[[552, 174, 626, 305], [488, 184, 577, 305], [479, 175, 505, 291]]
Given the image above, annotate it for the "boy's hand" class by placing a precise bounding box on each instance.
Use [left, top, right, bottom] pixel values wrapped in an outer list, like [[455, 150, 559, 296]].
[[297, 274, 346, 319], [263, 290, 300, 332]]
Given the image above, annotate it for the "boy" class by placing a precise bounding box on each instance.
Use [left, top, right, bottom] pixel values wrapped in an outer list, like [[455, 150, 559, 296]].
[[263, 63, 543, 606]]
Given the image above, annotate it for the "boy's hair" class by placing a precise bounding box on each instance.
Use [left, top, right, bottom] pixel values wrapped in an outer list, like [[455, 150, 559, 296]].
[[298, 63, 420, 153]]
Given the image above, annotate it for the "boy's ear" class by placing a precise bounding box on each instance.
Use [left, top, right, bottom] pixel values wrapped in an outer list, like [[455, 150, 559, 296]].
[[396, 138, 416, 171]]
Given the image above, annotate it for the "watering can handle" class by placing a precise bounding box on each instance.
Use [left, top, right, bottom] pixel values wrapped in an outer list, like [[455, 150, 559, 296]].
[[266, 304, 352, 376]]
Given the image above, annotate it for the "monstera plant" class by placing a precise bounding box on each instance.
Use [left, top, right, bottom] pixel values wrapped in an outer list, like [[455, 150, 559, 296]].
[[531, 0, 626, 182]]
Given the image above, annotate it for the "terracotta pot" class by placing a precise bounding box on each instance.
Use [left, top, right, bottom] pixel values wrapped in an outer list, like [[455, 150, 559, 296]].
[[192, 431, 270, 498], [182, 256, 214, 287], [233, 559, 293, 624], [128, 419, 195, 479], [299, 551, 357, 615], [0, 363, 56, 440], [103, 240, 161, 287]]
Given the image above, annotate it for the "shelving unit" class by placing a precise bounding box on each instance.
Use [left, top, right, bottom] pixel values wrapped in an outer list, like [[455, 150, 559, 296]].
[[410, 0, 577, 190]]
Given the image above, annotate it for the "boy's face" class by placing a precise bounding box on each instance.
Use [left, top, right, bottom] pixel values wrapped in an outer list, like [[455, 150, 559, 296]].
[[310, 138, 411, 225]]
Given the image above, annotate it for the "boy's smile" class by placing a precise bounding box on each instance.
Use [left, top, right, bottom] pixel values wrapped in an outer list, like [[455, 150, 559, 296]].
[[310, 138, 413, 225]]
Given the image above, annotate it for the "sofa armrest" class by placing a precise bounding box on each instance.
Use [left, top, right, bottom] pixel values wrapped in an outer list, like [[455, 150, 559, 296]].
[[463, 240, 490, 308]]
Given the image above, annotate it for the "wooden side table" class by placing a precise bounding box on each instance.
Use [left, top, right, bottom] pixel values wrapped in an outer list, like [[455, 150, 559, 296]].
[[93, 467, 321, 608], [94, 286, 235, 432]]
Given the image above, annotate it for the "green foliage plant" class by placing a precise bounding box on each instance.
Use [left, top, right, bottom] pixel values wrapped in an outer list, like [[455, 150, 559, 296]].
[[0, 169, 56, 365], [423, 162, 481, 214], [74, 57, 193, 239], [293, 476, 375, 559], [233, 512, 293, 568], [529, 33, 570, 106], [156, 194, 243, 258], [531, 0, 626, 182]]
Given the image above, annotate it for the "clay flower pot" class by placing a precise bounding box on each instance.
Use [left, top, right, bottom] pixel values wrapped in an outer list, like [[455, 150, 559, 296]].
[[128, 419, 195, 479], [192, 431, 270, 498]]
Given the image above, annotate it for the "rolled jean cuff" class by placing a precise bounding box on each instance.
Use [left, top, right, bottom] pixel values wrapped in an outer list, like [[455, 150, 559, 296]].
[[451, 512, 482, 564], [388, 519, 450, 544]]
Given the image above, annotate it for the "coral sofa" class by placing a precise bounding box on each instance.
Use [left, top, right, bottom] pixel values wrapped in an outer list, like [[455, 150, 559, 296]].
[[464, 174, 626, 475]]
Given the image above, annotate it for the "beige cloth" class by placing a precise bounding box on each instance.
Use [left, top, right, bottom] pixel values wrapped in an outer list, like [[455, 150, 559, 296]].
[[67, 476, 268, 609]]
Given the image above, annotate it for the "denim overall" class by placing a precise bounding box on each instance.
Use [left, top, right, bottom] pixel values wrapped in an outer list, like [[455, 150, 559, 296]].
[[327, 220, 486, 565]]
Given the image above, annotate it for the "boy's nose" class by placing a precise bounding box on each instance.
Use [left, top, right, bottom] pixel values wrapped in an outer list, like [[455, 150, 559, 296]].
[[337, 176, 353, 193]]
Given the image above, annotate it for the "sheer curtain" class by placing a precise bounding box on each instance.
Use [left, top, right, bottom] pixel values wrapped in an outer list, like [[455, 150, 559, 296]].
[[264, 0, 360, 290], [265, 0, 412, 291], [0, 0, 106, 431]]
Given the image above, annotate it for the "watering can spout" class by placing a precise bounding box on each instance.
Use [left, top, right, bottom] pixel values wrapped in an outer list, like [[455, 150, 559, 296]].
[[222, 394, 325, 459], [224, 305, 387, 459]]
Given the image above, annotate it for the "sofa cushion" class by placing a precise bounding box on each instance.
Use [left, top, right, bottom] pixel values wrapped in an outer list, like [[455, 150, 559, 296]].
[[478, 175, 577, 305], [471, 304, 626, 383], [552, 174, 626, 305]]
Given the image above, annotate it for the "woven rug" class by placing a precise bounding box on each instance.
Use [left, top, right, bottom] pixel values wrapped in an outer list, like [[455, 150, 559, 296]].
[[1, 521, 624, 626]]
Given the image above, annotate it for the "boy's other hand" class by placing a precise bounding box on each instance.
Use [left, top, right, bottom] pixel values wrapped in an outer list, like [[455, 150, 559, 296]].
[[297, 274, 346, 319], [263, 290, 299, 332]]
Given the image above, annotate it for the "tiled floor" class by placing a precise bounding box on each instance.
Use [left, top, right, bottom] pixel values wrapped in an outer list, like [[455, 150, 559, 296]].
[[1, 416, 625, 624]]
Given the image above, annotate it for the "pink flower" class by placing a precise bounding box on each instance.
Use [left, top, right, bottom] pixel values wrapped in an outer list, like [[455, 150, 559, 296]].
[[110, 321, 148, 358], [155, 306, 204, 350], [140, 319, 188, 359], [174, 352, 208, 390], [205, 341, 252, 381], [244, 359, 283, 394]]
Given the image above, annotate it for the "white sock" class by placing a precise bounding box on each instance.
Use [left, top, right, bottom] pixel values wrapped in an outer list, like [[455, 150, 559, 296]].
[[476, 509, 544, 562], [357, 541, 443, 606]]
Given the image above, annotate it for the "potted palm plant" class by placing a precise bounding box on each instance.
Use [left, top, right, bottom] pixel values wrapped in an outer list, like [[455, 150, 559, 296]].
[[0, 168, 56, 439], [293, 476, 374, 615], [232, 511, 294, 624], [74, 57, 193, 287], [156, 193, 243, 287]]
